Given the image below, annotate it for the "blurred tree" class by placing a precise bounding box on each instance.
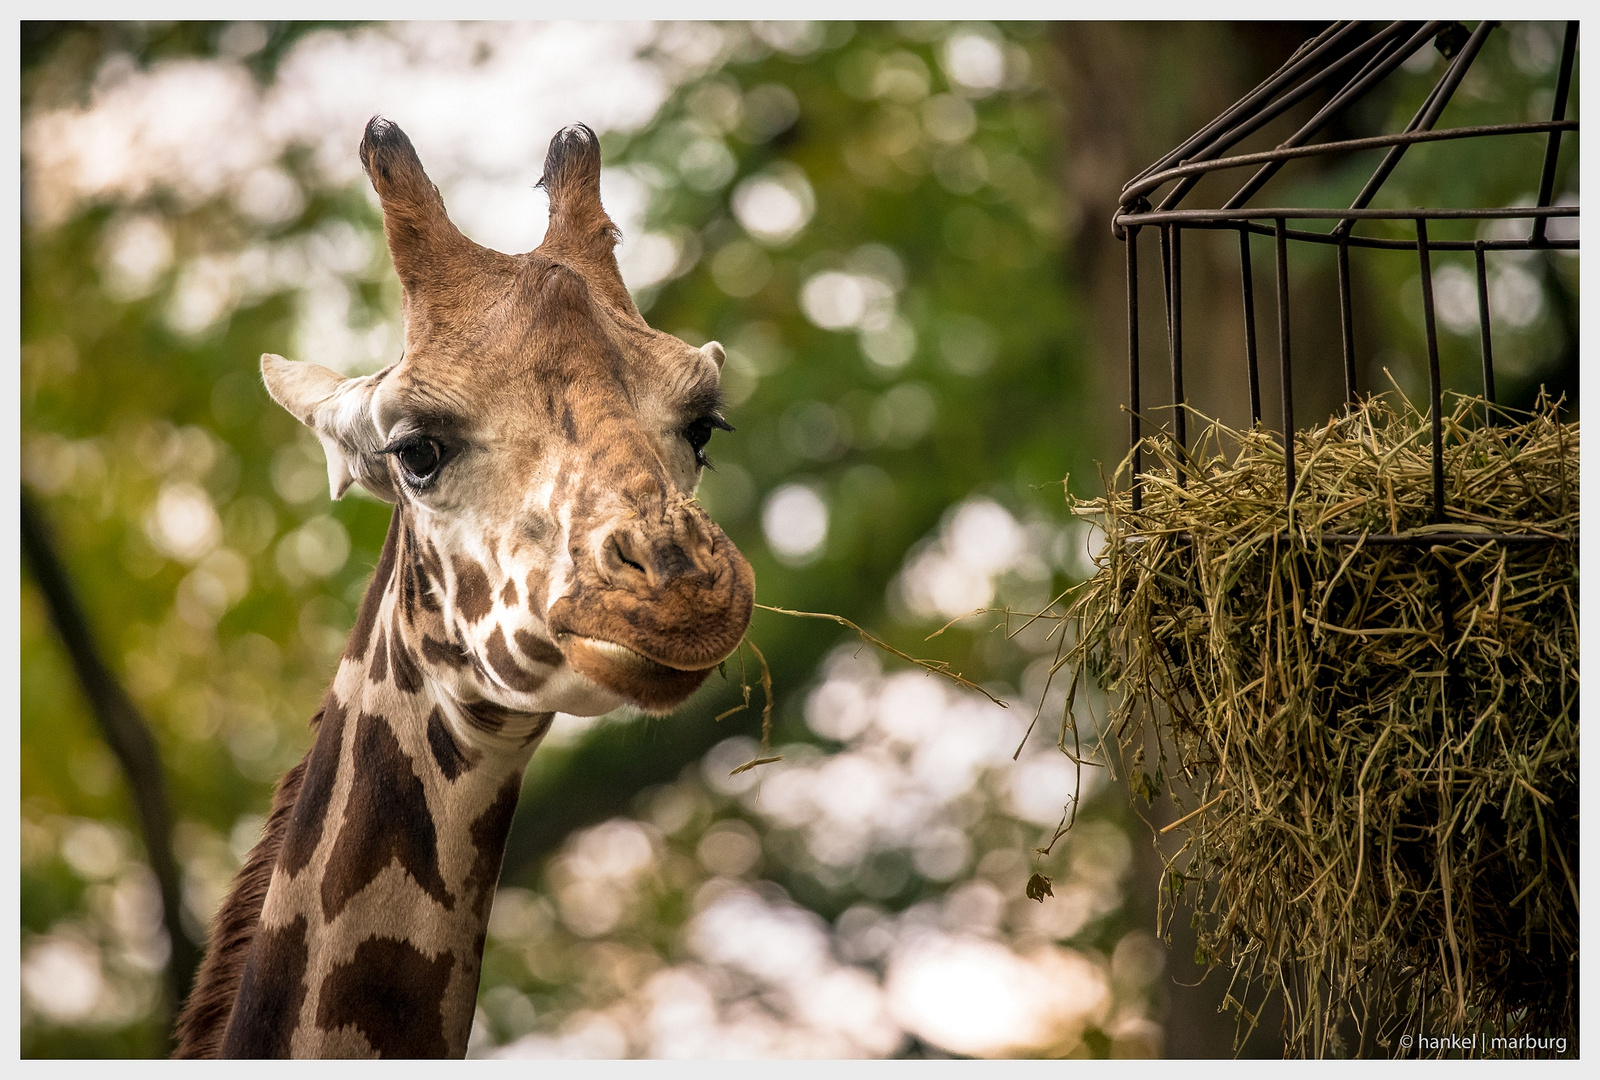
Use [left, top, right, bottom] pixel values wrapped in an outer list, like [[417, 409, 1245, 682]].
[[20, 491, 199, 1016]]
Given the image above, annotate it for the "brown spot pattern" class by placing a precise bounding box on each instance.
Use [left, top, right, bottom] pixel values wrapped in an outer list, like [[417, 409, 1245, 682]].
[[316, 936, 453, 1058], [422, 635, 470, 668], [321, 714, 453, 921], [219, 914, 310, 1058], [486, 626, 547, 693], [460, 699, 518, 734], [389, 622, 423, 693], [453, 557, 493, 623], [457, 935, 488, 1041], [464, 776, 522, 919], [514, 629, 565, 667], [281, 699, 346, 877], [369, 623, 389, 684], [499, 579, 518, 607], [399, 542, 419, 624], [420, 537, 443, 579], [425, 707, 474, 781]]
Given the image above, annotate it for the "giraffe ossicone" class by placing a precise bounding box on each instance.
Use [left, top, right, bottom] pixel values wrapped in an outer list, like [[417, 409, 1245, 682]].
[[174, 118, 754, 1058]]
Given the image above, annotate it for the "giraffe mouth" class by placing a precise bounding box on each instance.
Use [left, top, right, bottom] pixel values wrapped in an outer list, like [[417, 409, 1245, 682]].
[[557, 634, 718, 714], [572, 636, 702, 675]]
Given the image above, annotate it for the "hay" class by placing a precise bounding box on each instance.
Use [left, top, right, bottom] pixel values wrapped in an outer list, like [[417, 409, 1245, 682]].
[[721, 605, 1009, 777], [1055, 392, 1578, 1057]]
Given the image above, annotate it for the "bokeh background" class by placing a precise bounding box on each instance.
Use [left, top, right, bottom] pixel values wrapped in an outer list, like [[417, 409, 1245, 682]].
[[21, 21, 1577, 1058]]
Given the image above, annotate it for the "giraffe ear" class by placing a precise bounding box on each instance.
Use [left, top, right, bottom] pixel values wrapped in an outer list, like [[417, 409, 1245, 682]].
[[260, 354, 398, 503]]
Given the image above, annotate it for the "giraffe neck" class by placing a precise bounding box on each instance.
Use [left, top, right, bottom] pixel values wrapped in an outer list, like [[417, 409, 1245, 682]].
[[216, 513, 551, 1058]]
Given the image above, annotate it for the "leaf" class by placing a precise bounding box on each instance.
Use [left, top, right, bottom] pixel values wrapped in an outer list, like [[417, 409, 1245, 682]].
[[1026, 872, 1054, 902]]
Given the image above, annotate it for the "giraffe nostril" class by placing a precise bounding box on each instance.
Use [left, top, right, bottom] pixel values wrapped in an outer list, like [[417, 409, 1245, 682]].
[[604, 531, 650, 585], [595, 513, 725, 597]]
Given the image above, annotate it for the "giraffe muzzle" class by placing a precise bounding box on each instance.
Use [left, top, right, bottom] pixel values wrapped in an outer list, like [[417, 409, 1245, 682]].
[[547, 508, 754, 713]]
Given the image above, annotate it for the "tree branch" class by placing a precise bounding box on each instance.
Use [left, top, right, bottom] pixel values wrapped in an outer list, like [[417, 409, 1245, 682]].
[[20, 491, 200, 1033]]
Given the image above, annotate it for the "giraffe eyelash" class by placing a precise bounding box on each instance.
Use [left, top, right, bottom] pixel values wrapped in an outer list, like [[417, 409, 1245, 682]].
[[682, 413, 733, 469], [381, 435, 453, 489]]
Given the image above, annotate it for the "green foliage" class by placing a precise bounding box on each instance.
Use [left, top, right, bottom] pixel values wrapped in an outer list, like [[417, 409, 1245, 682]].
[[22, 21, 1120, 1057]]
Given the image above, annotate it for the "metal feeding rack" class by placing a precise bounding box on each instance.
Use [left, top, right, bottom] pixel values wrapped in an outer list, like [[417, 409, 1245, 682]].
[[1112, 20, 1578, 545]]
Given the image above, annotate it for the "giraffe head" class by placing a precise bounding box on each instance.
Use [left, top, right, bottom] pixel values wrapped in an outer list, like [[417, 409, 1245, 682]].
[[263, 119, 754, 721]]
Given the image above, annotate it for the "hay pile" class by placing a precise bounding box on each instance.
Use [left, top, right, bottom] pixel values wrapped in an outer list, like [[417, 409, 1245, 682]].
[[1057, 393, 1578, 1058]]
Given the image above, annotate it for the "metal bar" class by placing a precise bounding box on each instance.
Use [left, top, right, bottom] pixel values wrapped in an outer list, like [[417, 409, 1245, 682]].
[[1530, 21, 1578, 244], [1437, 555, 1458, 673], [1474, 242, 1496, 407], [1169, 225, 1187, 463], [1275, 217, 1295, 504], [1118, 204, 1579, 225], [1239, 227, 1262, 425], [1127, 226, 1142, 512], [1416, 218, 1447, 524], [1158, 223, 1173, 346], [1120, 217, 1580, 256], [1224, 22, 1442, 211], [1422, 264, 1462, 678], [1333, 21, 1495, 239], [1337, 240, 1357, 405], [1112, 216, 1578, 253], [1123, 21, 1363, 192], [1155, 22, 1411, 212], [1120, 121, 1577, 207]]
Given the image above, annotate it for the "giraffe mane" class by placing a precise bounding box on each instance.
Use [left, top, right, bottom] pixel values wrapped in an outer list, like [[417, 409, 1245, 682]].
[[172, 747, 308, 1057]]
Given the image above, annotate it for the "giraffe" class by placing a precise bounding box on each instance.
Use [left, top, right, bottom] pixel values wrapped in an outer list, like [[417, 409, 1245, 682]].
[[172, 118, 755, 1058]]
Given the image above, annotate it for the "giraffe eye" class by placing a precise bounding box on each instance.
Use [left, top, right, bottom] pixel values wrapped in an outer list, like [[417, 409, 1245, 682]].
[[388, 436, 446, 485], [682, 414, 734, 468]]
